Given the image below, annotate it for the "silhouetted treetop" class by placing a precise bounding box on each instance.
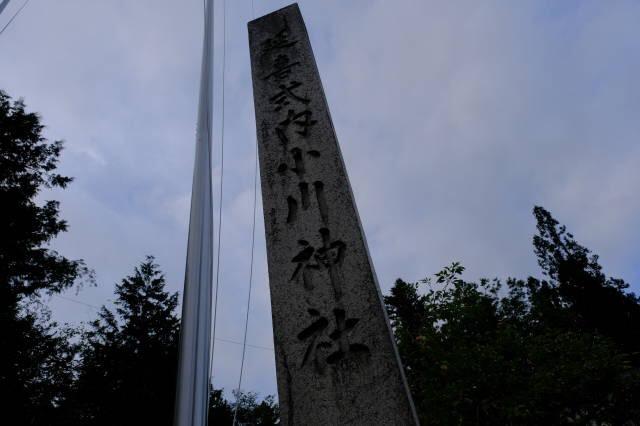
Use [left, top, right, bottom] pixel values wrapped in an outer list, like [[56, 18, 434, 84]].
[[0, 90, 91, 300], [533, 205, 640, 357]]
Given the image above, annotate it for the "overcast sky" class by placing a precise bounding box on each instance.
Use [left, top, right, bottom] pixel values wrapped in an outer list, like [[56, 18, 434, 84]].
[[2, 0, 640, 400]]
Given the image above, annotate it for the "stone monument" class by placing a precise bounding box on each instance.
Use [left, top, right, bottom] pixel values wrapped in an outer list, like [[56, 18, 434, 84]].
[[248, 4, 419, 425]]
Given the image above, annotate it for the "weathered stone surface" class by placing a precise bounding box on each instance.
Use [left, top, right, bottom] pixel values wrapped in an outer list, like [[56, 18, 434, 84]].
[[248, 4, 419, 425]]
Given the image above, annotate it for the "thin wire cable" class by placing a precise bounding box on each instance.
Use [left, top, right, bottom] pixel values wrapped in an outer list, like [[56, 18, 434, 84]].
[[232, 125, 259, 426], [50, 293, 274, 350], [232, 2, 258, 424], [51, 294, 275, 356], [0, 0, 30, 36], [210, 0, 227, 383], [53, 294, 101, 310], [217, 337, 272, 352]]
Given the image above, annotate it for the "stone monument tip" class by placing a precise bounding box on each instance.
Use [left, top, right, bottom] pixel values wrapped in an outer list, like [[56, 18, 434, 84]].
[[248, 2, 300, 27]]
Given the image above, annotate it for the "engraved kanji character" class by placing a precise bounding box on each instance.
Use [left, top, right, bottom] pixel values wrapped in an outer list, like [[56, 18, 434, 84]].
[[297, 309, 370, 373], [263, 54, 300, 82], [284, 185, 310, 224], [297, 309, 330, 373], [280, 109, 317, 137], [278, 147, 319, 178], [261, 18, 298, 52], [315, 228, 346, 300], [290, 240, 319, 290], [269, 81, 310, 111], [325, 308, 369, 365], [275, 127, 289, 148], [313, 181, 328, 223]]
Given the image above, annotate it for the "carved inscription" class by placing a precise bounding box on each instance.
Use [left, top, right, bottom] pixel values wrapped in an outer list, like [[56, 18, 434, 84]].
[[280, 109, 317, 137], [270, 81, 310, 111], [297, 308, 370, 374], [263, 54, 300, 82], [259, 16, 369, 373], [250, 7, 418, 423], [261, 18, 298, 51], [314, 181, 328, 223]]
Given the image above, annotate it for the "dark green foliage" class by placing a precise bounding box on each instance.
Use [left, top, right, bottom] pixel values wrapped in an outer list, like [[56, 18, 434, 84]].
[[386, 207, 640, 425], [64, 257, 180, 426], [533, 206, 640, 359], [208, 389, 279, 426], [2, 301, 79, 425], [231, 391, 279, 425], [209, 388, 235, 424], [0, 90, 89, 424]]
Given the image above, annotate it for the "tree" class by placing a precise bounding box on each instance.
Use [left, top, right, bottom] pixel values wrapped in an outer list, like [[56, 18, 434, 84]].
[[208, 389, 279, 426], [386, 207, 640, 425], [227, 390, 279, 426], [0, 90, 90, 302], [65, 257, 180, 426], [208, 388, 234, 424], [533, 206, 640, 359], [4, 300, 79, 425], [0, 90, 90, 424]]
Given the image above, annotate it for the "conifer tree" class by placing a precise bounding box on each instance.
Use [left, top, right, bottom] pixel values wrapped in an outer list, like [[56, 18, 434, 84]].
[[66, 257, 179, 426], [0, 90, 89, 424]]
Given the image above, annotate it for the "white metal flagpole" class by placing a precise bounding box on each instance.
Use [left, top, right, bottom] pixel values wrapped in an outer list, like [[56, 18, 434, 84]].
[[174, 0, 215, 424]]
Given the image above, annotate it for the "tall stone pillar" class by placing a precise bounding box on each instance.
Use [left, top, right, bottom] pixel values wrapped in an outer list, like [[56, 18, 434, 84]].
[[248, 4, 419, 425]]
